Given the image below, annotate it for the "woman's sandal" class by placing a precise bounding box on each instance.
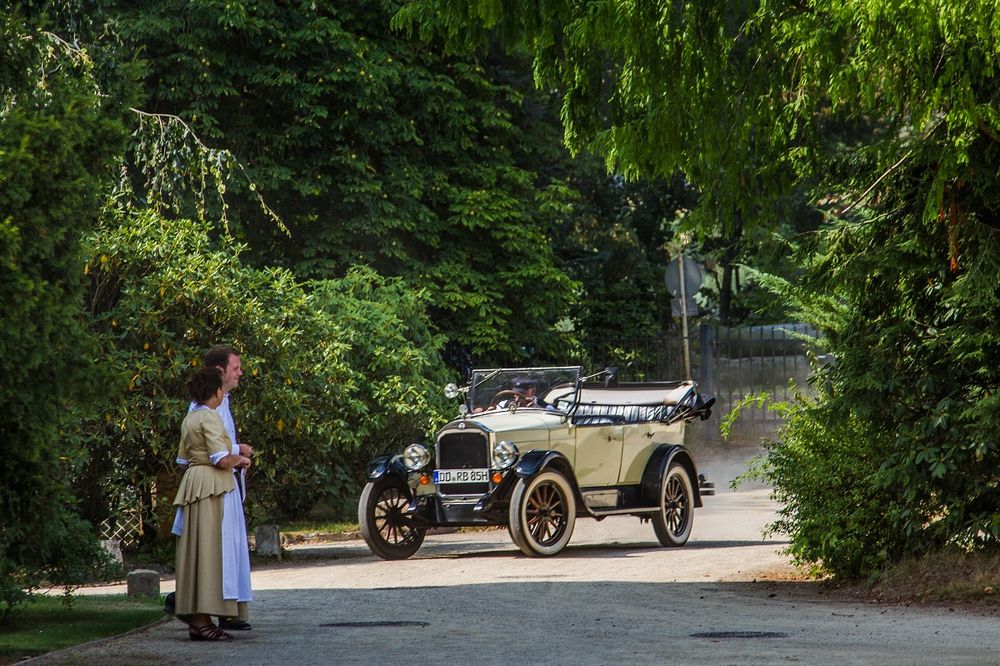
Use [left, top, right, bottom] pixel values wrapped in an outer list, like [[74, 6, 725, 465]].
[[189, 623, 233, 641]]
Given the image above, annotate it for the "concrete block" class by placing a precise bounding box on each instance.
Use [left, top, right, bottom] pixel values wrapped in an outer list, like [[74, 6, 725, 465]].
[[255, 524, 282, 559], [127, 569, 160, 597]]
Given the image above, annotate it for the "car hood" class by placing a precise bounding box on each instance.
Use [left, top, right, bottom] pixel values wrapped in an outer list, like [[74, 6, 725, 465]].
[[445, 409, 567, 442]]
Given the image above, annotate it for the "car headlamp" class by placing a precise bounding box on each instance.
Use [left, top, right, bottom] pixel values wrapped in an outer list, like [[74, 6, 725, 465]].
[[492, 440, 519, 470], [402, 443, 431, 471]]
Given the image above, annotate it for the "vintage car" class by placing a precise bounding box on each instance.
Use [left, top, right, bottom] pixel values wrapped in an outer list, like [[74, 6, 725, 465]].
[[358, 366, 715, 559]]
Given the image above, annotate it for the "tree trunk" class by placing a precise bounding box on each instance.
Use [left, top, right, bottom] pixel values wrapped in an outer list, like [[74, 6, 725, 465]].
[[719, 263, 733, 325], [717, 213, 744, 326]]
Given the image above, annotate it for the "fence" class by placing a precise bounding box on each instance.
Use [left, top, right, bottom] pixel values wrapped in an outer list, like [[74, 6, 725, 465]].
[[581, 323, 821, 440], [702, 323, 819, 422], [98, 486, 145, 548]]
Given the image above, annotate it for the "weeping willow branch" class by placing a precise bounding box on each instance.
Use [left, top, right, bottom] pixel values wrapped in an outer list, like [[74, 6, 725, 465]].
[[34, 30, 285, 236], [837, 149, 913, 217], [124, 108, 287, 236]]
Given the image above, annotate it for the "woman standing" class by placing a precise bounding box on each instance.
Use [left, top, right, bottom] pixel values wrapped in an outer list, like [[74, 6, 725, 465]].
[[172, 366, 251, 641]]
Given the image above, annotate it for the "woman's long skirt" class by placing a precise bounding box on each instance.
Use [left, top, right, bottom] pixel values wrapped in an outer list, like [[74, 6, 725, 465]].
[[174, 494, 246, 620]]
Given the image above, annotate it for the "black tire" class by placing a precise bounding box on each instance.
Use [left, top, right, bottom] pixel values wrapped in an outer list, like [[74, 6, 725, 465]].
[[358, 477, 426, 560], [506, 521, 527, 553], [508, 470, 576, 556], [652, 462, 694, 547]]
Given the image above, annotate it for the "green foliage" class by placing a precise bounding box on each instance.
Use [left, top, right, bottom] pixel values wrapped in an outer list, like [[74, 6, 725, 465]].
[[80, 211, 452, 528], [0, 13, 128, 621], [552, 156, 696, 338], [745, 396, 907, 578], [397, 0, 822, 326], [406, 0, 1000, 576], [777, 0, 1000, 220], [397, 0, 792, 226], [107, 0, 581, 361], [750, 188, 1000, 576]]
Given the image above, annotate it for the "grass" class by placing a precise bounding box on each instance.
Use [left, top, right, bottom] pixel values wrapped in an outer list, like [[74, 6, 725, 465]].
[[277, 519, 358, 535], [263, 502, 360, 542], [0, 594, 165, 664]]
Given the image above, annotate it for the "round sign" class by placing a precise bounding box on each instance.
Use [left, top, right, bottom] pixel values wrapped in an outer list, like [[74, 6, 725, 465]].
[[664, 255, 703, 297]]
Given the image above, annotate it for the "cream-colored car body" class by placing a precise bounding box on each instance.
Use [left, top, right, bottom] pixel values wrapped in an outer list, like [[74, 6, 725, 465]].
[[359, 366, 713, 560], [419, 389, 689, 496]]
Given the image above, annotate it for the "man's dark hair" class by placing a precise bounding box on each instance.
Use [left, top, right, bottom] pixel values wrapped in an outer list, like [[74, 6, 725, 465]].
[[204, 344, 238, 369], [188, 366, 224, 404]]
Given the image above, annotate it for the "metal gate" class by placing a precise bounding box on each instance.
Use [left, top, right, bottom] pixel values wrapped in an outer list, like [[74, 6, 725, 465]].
[[581, 323, 820, 426]]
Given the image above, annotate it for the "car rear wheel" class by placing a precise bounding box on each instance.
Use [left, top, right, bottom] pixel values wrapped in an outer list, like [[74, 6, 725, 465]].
[[652, 463, 694, 547], [359, 477, 426, 560], [508, 470, 576, 556]]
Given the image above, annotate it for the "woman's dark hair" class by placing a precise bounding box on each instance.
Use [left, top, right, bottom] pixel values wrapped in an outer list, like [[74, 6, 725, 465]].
[[188, 366, 224, 404]]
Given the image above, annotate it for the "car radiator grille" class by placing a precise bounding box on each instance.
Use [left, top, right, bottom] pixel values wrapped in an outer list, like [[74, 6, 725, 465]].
[[437, 431, 489, 495]]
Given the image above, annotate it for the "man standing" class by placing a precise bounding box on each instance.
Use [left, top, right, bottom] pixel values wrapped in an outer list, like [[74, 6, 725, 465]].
[[185, 344, 254, 631], [202, 345, 254, 492]]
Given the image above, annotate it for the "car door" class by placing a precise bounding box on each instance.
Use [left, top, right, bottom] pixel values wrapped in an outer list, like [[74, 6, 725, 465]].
[[572, 421, 624, 487], [618, 421, 685, 484]]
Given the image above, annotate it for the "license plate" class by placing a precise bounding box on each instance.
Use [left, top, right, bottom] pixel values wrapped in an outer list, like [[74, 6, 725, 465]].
[[433, 468, 489, 484]]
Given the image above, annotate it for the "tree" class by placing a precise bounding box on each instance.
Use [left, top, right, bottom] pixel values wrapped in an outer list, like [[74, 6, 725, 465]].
[[80, 210, 454, 536], [398, 1, 794, 227], [107, 0, 581, 362], [733, 2, 1000, 572], [551, 155, 697, 338], [399, 0, 1000, 574], [396, 0, 822, 326], [0, 13, 128, 620]]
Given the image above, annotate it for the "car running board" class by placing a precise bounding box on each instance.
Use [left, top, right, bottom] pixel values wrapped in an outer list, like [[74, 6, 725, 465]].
[[587, 505, 660, 517], [582, 477, 716, 515]]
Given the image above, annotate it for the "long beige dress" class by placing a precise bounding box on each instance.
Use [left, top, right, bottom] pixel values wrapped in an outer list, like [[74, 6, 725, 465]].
[[173, 407, 247, 621]]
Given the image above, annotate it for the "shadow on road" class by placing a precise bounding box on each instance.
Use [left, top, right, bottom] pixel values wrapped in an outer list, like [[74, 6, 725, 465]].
[[34, 580, 999, 666]]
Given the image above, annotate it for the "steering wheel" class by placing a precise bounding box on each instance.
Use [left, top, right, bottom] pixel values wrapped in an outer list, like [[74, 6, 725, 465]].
[[489, 389, 529, 409]]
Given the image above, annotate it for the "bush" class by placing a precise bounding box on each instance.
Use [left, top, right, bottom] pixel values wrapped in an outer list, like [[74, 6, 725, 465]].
[[748, 193, 1000, 577], [79, 211, 453, 543], [747, 397, 907, 578]]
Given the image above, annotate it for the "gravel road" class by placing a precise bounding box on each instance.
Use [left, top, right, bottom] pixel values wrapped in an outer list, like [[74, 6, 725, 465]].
[[28, 454, 1000, 665]]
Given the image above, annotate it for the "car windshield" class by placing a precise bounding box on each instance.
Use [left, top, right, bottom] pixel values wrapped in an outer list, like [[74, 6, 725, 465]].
[[468, 366, 581, 412]]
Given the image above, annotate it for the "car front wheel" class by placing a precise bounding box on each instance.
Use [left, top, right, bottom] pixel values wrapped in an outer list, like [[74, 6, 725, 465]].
[[359, 477, 426, 560], [508, 470, 576, 556], [652, 462, 694, 547]]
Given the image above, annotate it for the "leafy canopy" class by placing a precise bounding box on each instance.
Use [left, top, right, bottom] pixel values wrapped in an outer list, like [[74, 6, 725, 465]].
[[399, 0, 1000, 575], [109, 0, 581, 361], [0, 12, 128, 621]]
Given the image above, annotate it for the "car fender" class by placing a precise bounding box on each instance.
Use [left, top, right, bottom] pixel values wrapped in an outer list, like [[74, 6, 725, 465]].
[[365, 454, 409, 483], [512, 449, 585, 508], [515, 449, 573, 479], [640, 444, 703, 508]]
